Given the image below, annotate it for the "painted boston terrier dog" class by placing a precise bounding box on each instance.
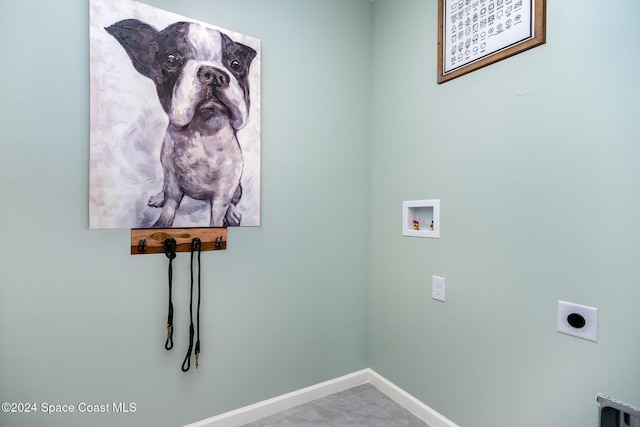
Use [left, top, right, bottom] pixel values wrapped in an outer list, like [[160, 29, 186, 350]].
[[106, 19, 257, 227]]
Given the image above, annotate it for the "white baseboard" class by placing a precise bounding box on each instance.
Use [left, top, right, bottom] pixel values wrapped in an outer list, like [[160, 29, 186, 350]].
[[183, 368, 458, 427], [184, 369, 370, 427], [367, 369, 460, 427]]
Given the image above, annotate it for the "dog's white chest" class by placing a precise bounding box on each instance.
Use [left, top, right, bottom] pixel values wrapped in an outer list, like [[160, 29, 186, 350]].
[[166, 128, 243, 199]]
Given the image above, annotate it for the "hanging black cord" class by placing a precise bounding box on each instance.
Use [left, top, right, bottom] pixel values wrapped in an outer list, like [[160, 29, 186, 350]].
[[163, 238, 177, 351], [195, 239, 202, 369], [182, 238, 201, 372]]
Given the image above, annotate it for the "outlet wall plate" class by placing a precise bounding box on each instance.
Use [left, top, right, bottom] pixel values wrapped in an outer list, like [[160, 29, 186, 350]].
[[557, 300, 598, 342], [432, 276, 445, 302]]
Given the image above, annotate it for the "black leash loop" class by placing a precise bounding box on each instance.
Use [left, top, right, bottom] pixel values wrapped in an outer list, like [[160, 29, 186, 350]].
[[182, 237, 201, 372], [163, 238, 177, 351]]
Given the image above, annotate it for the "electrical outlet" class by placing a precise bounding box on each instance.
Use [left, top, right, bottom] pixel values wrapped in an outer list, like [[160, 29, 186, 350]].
[[557, 301, 598, 342], [432, 276, 445, 302]]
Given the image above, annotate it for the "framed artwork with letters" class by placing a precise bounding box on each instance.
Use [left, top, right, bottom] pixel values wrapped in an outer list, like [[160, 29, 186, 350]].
[[438, 0, 546, 83]]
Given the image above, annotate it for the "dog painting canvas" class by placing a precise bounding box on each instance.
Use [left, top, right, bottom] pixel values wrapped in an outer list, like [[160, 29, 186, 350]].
[[89, 0, 260, 228]]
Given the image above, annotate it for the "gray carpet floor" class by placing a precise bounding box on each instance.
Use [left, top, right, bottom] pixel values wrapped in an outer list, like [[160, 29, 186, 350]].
[[240, 384, 429, 427]]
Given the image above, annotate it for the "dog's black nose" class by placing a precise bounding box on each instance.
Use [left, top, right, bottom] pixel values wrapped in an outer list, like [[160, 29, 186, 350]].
[[197, 66, 229, 88]]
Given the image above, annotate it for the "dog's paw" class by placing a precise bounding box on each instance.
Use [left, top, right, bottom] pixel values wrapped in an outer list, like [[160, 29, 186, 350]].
[[223, 205, 242, 227], [148, 192, 165, 208]]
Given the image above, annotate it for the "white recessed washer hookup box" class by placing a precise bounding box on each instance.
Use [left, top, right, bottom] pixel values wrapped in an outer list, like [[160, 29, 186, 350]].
[[402, 200, 440, 238]]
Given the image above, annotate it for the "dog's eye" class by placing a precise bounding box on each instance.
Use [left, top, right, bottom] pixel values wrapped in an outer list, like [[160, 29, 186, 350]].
[[229, 59, 241, 71], [165, 55, 181, 69]]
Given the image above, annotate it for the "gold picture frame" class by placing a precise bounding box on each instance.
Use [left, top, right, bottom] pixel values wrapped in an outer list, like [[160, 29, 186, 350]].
[[438, 0, 546, 84]]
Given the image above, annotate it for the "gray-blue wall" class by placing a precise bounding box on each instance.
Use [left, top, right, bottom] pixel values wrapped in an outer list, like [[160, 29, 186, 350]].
[[370, 1, 640, 427], [0, 1, 372, 426]]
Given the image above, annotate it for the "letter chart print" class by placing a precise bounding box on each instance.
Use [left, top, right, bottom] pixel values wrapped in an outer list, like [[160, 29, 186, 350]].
[[443, 0, 534, 74]]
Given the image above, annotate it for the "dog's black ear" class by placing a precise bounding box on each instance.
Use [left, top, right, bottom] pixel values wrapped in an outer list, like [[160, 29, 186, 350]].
[[105, 19, 159, 79], [220, 32, 257, 79]]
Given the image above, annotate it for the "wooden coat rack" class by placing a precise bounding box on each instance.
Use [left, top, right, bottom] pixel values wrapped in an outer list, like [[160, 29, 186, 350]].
[[130, 228, 227, 255]]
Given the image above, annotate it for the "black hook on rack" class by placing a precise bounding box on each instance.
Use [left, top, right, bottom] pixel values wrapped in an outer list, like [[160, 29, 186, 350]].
[[137, 237, 147, 252], [192, 237, 202, 250], [163, 238, 177, 259]]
